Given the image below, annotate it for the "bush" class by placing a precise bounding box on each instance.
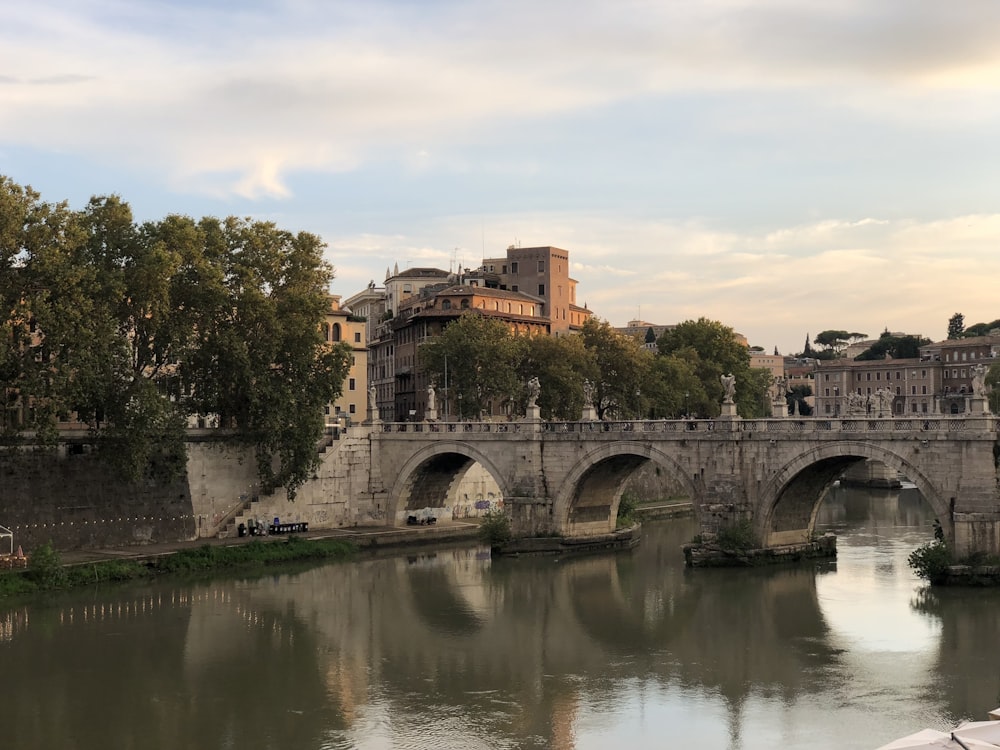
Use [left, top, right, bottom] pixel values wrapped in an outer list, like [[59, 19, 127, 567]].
[[27, 541, 68, 589], [716, 519, 757, 553], [908, 540, 952, 583], [479, 508, 512, 545], [616, 492, 638, 529]]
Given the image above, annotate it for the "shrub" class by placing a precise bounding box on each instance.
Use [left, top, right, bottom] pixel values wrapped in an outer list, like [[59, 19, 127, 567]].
[[27, 541, 68, 589], [716, 519, 757, 553], [908, 540, 952, 584], [616, 492, 639, 529], [479, 508, 512, 545]]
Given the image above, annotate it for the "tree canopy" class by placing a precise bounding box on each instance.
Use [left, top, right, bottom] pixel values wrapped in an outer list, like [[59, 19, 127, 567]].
[[947, 313, 965, 340], [854, 332, 931, 361], [1, 176, 350, 495]]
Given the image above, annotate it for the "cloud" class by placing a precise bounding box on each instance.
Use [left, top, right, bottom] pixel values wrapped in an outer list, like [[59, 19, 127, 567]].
[[328, 210, 1000, 355], [3, 1, 1000, 198]]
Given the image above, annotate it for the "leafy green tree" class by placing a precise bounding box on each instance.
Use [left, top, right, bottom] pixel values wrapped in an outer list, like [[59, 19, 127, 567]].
[[580, 318, 652, 419], [854, 333, 930, 361], [947, 313, 965, 340], [519, 333, 597, 420], [813, 330, 867, 356], [418, 312, 525, 419], [1, 177, 348, 495], [181, 217, 351, 495], [963, 319, 1000, 338], [657, 317, 770, 417], [643, 354, 704, 418]]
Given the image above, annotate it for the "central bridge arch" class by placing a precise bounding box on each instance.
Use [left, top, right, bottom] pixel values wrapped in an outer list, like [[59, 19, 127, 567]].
[[760, 441, 950, 547], [551, 441, 700, 536], [387, 442, 511, 525]]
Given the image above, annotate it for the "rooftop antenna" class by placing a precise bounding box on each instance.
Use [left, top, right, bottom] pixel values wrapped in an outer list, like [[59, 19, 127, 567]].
[[450, 248, 459, 274]]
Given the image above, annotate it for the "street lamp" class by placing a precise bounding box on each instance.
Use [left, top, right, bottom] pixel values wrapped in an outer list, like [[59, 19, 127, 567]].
[[684, 391, 690, 418]]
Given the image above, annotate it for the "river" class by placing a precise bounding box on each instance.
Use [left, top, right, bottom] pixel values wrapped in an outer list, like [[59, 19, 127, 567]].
[[2, 483, 999, 750]]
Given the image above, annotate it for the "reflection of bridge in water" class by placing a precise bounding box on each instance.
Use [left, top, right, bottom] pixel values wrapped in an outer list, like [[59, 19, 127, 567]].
[[373, 415, 1000, 556], [3, 504, 996, 749]]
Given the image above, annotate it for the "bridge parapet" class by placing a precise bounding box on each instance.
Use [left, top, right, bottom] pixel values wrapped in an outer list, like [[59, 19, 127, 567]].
[[377, 415, 998, 439]]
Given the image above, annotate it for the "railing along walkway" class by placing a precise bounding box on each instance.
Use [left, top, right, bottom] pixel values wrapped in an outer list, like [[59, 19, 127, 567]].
[[380, 415, 998, 436]]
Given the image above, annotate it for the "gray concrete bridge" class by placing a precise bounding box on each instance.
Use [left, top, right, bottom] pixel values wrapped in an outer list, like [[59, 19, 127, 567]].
[[371, 415, 1000, 557]]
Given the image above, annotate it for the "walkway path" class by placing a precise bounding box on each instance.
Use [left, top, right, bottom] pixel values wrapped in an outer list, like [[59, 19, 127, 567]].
[[59, 519, 482, 568]]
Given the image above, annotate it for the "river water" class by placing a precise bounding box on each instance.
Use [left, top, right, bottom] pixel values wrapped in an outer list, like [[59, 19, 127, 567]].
[[2, 484, 999, 750]]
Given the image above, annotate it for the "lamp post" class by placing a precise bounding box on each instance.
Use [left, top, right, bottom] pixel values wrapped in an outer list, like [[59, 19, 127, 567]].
[[684, 391, 690, 418]]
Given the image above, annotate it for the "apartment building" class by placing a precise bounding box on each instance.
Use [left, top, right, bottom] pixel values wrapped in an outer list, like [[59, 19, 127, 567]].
[[322, 295, 368, 425], [811, 334, 1000, 416]]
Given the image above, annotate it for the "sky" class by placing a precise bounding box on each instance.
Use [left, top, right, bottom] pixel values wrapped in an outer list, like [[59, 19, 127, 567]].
[[3, 0, 1000, 355]]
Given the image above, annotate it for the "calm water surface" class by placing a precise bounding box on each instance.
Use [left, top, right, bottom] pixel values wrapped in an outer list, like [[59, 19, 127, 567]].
[[3, 484, 999, 750]]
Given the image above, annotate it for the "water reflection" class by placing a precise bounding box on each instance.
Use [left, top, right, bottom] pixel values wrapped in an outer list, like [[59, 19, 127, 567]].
[[0, 484, 997, 750]]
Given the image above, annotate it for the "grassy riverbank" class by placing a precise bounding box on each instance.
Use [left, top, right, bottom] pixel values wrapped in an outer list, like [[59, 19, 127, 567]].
[[0, 537, 357, 599]]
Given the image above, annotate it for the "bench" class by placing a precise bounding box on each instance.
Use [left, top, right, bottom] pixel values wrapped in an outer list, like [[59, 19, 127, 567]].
[[268, 522, 309, 535]]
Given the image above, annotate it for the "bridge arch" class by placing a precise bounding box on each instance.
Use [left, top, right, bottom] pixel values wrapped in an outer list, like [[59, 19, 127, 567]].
[[551, 441, 700, 536], [759, 441, 949, 547], [387, 441, 512, 525]]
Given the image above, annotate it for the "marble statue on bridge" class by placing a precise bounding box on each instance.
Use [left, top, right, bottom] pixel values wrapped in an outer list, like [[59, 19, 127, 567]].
[[721, 374, 736, 404], [526, 377, 541, 409]]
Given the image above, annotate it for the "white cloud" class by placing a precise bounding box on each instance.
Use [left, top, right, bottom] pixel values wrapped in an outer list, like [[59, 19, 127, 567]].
[[329, 210, 1000, 355], [3, 1, 1000, 198]]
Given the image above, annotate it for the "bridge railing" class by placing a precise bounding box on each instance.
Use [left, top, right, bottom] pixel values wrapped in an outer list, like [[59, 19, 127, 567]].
[[378, 415, 997, 435]]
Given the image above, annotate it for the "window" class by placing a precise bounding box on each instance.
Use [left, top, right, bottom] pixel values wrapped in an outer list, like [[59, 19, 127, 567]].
[[922, 385, 927, 395], [896, 372, 901, 379], [825, 388, 830, 396], [866, 373, 871, 381], [332, 323, 341, 341], [511, 261, 518, 273], [911, 386, 916, 395], [537, 260, 545, 272], [461, 299, 470, 309], [512, 285, 518, 292], [354, 332, 361, 343], [538, 284, 545, 296], [442, 299, 451, 310], [349, 404, 356, 414], [349, 378, 356, 390], [922, 402, 928, 413]]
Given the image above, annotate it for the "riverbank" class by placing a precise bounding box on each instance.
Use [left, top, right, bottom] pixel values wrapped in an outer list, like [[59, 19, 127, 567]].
[[0, 520, 483, 599]]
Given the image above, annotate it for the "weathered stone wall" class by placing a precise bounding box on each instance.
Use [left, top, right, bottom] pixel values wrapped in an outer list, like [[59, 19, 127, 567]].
[[0, 444, 197, 553]]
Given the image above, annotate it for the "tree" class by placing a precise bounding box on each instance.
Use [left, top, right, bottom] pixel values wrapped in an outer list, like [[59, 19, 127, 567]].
[[963, 319, 1000, 338], [854, 333, 930, 361], [418, 312, 525, 420], [947, 313, 965, 340], [643, 354, 704, 418], [579, 318, 652, 419], [519, 333, 597, 420], [813, 330, 867, 356], [802, 334, 813, 357], [657, 318, 770, 417], [1, 177, 348, 494], [181, 216, 351, 496]]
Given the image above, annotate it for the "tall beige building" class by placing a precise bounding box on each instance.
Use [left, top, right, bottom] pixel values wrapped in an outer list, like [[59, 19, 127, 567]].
[[322, 295, 368, 424]]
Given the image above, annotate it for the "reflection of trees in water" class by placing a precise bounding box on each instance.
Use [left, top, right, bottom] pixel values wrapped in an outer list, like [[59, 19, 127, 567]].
[[911, 587, 1000, 723], [0, 583, 343, 750]]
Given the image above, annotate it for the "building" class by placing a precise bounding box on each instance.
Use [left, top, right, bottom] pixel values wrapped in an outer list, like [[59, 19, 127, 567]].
[[618, 320, 674, 350], [391, 284, 551, 420], [812, 334, 1000, 417], [474, 246, 592, 334], [322, 295, 368, 425], [345, 245, 595, 422]]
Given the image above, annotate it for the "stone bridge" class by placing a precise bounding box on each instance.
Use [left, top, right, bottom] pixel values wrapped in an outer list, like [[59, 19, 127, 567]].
[[371, 415, 1000, 557]]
